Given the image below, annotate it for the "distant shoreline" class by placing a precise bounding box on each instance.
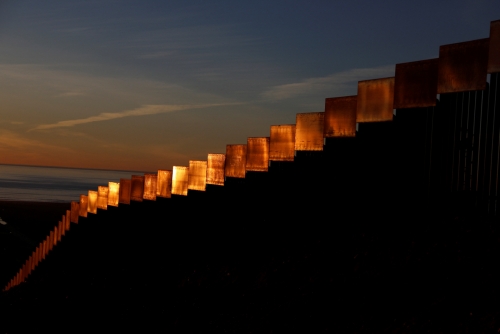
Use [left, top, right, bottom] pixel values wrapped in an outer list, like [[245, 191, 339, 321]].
[[0, 163, 150, 174], [0, 198, 70, 204]]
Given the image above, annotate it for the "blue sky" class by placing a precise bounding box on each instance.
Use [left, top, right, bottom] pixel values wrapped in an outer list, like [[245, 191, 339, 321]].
[[0, 0, 497, 171]]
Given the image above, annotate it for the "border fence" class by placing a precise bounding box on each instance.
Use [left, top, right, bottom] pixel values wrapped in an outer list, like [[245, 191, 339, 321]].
[[3, 19, 500, 293]]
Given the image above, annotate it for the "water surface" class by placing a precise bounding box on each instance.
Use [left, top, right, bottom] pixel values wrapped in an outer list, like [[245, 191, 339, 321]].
[[0, 164, 147, 202]]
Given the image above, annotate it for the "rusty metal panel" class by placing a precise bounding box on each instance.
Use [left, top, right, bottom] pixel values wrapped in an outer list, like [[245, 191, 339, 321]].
[[225, 145, 247, 178], [207, 154, 225, 186], [61, 215, 65, 236], [295, 112, 324, 151], [79, 195, 88, 217], [41, 240, 46, 260], [270, 125, 296, 161], [88, 190, 98, 214], [172, 166, 189, 196], [438, 38, 489, 93], [39, 242, 43, 262], [59, 217, 64, 238], [71, 201, 79, 224], [357, 77, 395, 122], [31, 253, 35, 270], [394, 59, 439, 109], [38, 243, 42, 263], [49, 231, 54, 251], [42, 240, 47, 259], [65, 210, 70, 231], [97, 186, 108, 210], [246, 137, 270, 171], [119, 178, 131, 204], [131, 175, 144, 202], [144, 174, 157, 200], [54, 226, 59, 245], [34, 249, 38, 268], [188, 161, 207, 191], [489, 20, 500, 73], [157, 170, 172, 198], [108, 182, 119, 207], [324, 96, 357, 137]]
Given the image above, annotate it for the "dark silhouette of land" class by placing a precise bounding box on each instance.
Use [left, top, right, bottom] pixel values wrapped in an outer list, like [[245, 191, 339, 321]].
[[1, 144, 500, 332]]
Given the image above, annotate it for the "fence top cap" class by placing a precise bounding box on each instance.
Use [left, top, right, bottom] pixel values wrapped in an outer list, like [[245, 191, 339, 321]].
[[395, 58, 438, 67], [439, 37, 489, 49], [326, 95, 357, 100], [358, 76, 395, 84]]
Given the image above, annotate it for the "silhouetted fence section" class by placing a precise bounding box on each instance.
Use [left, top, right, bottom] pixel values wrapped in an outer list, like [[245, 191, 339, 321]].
[[3, 19, 500, 293]]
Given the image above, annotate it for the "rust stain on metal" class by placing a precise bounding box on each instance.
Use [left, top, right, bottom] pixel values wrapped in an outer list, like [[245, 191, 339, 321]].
[[172, 166, 189, 195], [79, 195, 88, 217], [97, 186, 109, 210], [438, 38, 489, 93], [131, 175, 144, 202], [246, 137, 270, 172], [489, 20, 500, 73], [143, 174, 157, 200], [157, 170, 172, 198], [188, 160, 207, 191], [295, 112, 324, 151], [357, 77, 394, 122], [394, 59, 438, 108], [119, 178, 131, 204], [207, 154, 225, 186], [108, 182, 119, 207], [324, 96, 357, 137], [225, 144, 247, 178]]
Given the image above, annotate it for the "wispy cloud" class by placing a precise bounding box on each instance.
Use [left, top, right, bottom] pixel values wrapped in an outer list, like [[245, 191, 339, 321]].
[[32, 103, 239, 131], [261, 65, 395, 101]]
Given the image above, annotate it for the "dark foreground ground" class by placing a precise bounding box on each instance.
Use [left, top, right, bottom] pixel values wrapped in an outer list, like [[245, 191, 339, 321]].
[[1, 193, 500, 333]]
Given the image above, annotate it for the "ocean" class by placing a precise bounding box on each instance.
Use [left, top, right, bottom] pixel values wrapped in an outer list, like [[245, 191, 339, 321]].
[[0, 164, 147, 203]]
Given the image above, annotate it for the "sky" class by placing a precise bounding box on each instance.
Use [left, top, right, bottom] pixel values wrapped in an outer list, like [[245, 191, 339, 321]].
[[0, 0, 498, 172]]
